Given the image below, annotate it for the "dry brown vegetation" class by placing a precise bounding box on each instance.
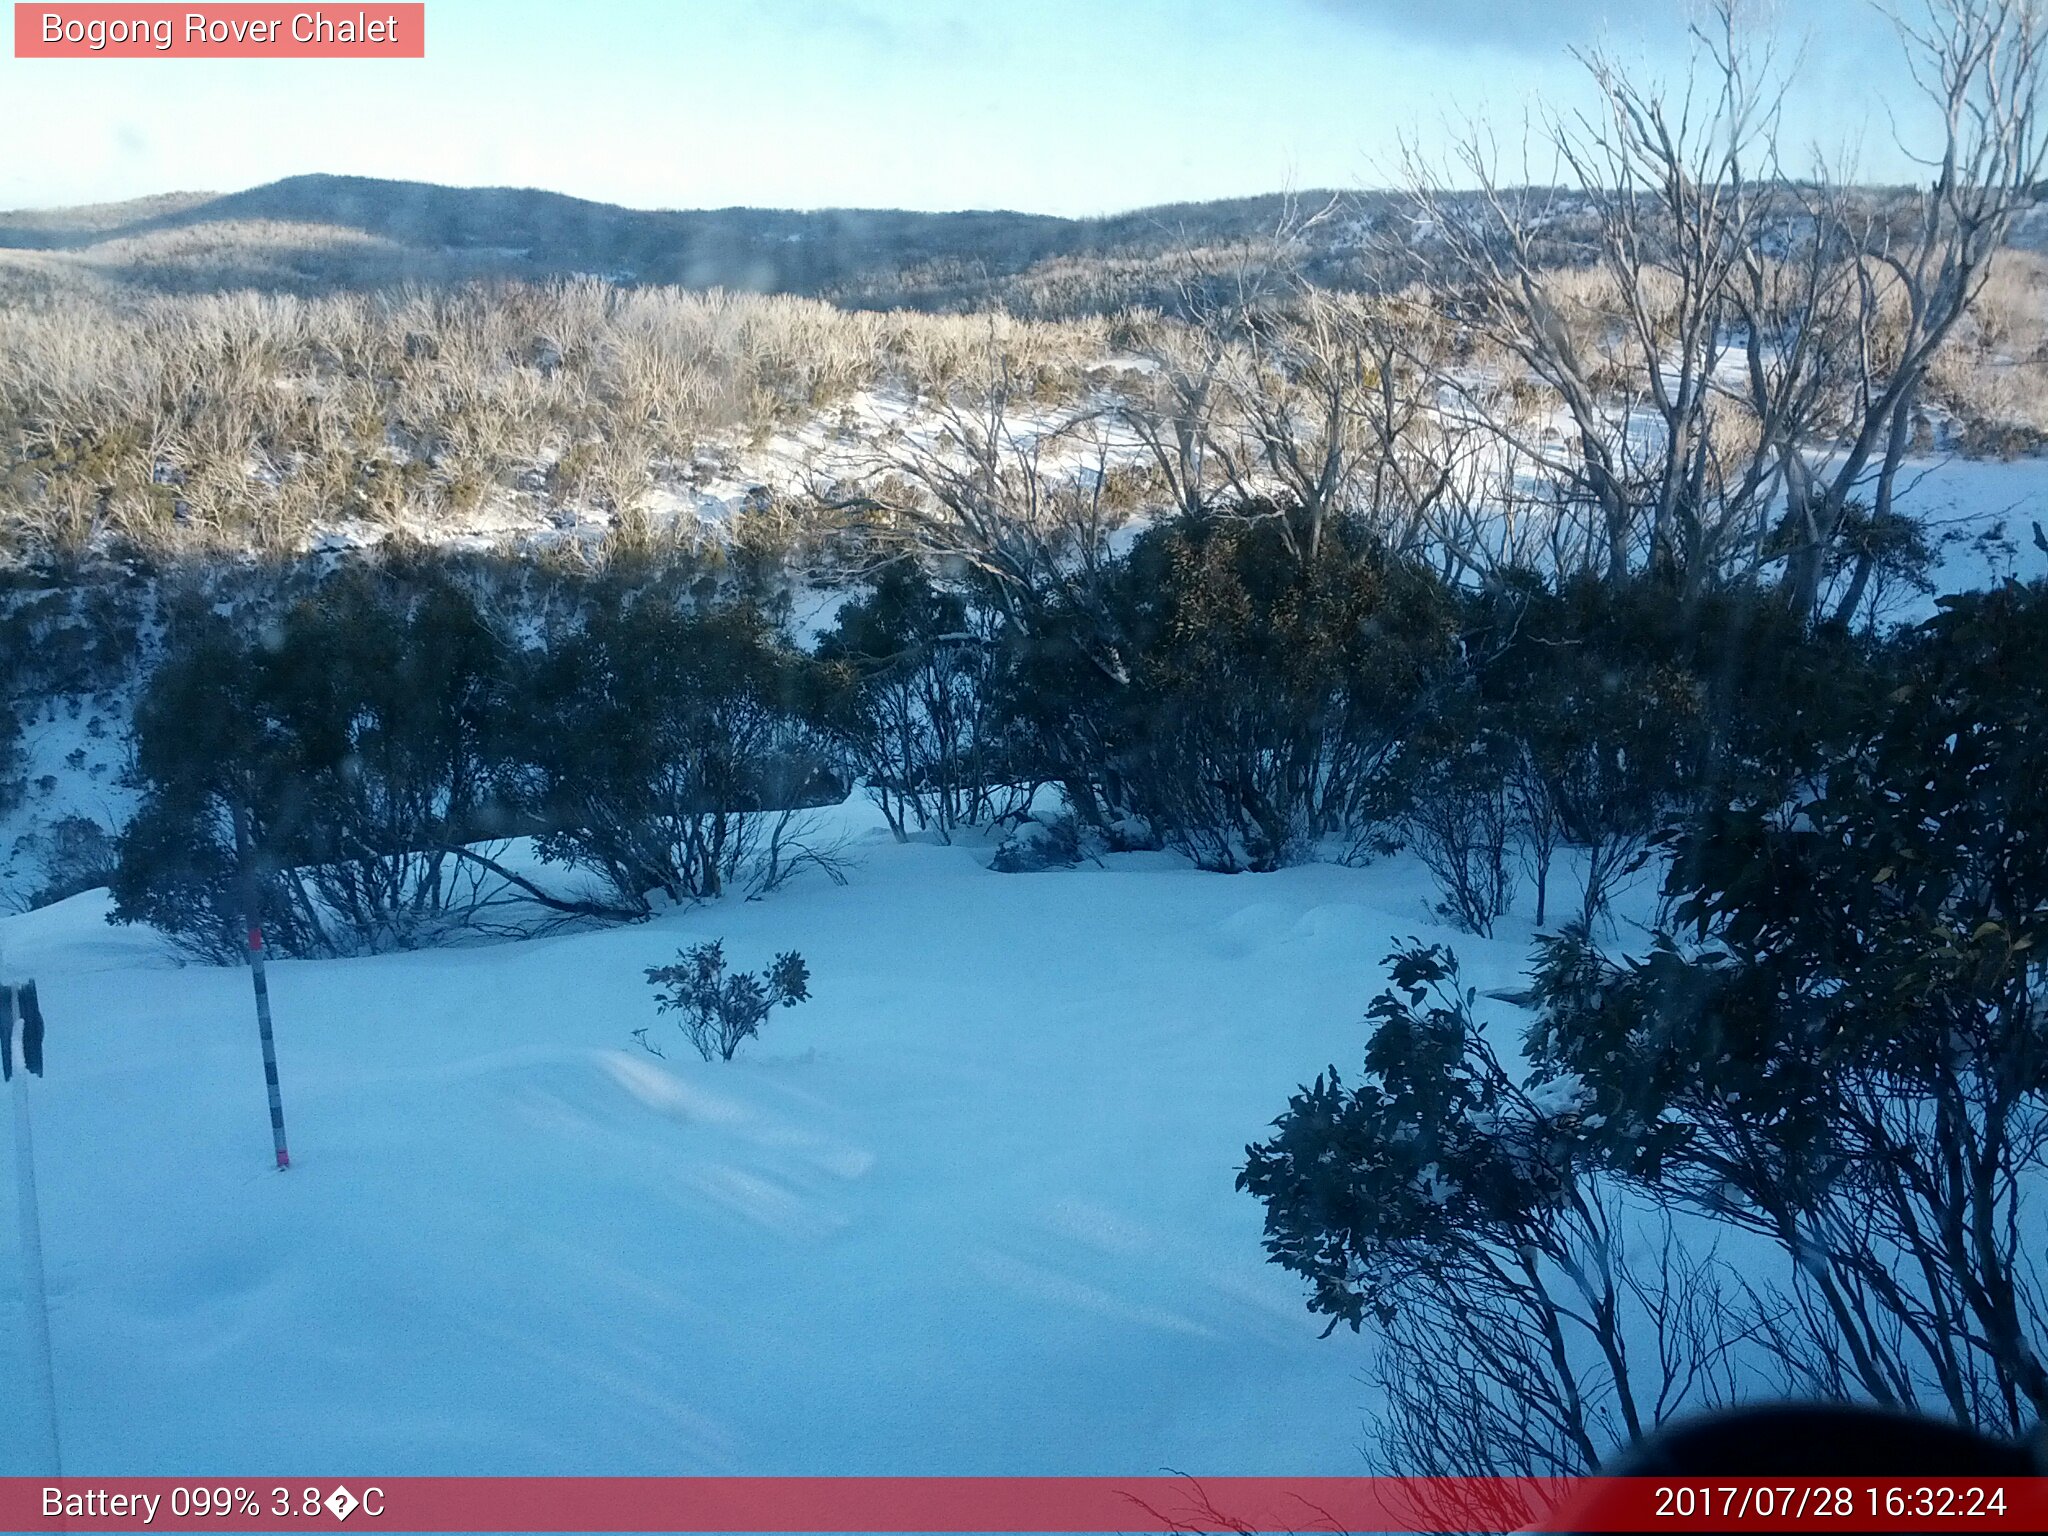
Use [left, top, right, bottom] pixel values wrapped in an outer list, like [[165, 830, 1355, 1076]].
[[1529, 248, 2048, 456], [1927, 248, 2048, 451], [0, 280, 1110, 560], [3, 209, 2044, 574]]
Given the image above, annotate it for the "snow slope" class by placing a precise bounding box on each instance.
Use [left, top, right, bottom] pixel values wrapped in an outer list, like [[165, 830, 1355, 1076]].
[[0, 802, 1534, 1477]]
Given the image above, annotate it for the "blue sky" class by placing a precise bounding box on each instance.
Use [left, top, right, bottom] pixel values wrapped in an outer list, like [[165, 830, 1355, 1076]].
[[1, 0, 1920, 215]]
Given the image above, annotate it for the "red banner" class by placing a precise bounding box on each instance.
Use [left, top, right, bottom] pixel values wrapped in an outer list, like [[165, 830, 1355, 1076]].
[[2, 1476, 2045, 1532], [13, 5, 424, 58]]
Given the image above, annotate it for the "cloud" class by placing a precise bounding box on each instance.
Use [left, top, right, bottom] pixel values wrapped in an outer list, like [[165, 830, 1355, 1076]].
[[1305, 0, 1679, 52], [755, 0, 902, 51], [753, 0, 992, 63]]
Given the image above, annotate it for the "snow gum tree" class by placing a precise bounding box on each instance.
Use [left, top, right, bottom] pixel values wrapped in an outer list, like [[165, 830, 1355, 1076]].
[[1239, 943, 1750, 1476], [1527, 580, 2048, 1435], [1398, 0, 2048, 621]]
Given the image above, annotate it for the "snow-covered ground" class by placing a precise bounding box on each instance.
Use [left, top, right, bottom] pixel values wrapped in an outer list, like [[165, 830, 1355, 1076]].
[[0, 801, 1544, 1477], [1, 380, 2044, 1478], [1901, 456, 2048, 601]]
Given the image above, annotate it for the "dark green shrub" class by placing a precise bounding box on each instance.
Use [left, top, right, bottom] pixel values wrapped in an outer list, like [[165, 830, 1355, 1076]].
[[513, 597, 840, 909], [644, 940, 811, 1062], [815, 563, 1007, 842], [1005, 505, 1457, 871], [109, 574, 518, 958]]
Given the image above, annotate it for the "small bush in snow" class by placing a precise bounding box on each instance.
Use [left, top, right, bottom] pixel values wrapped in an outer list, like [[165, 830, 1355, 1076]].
[[1401, 727, 1518, 937], [644, 940, 811, 1062], [814, 563, 1009, 844], [519, 599, 842, 910]]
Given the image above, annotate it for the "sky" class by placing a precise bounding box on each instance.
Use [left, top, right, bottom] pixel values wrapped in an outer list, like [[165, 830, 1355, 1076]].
[[0, 0, 1927, 216]]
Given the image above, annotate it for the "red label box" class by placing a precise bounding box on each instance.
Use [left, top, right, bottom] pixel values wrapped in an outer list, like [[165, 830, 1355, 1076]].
[[3, 1477, 2048, 1533], [13, 4, 425, 58]]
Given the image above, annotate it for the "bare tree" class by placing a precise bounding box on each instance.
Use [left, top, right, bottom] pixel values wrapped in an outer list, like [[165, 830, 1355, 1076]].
[[1118, 304, 1230, 523], [821, 349, 1132, 682], [1394, 0, 2046, 620], [1783, 0, 2048, 619], [1212, 280, 1372, 562], [1116, 196, 1377, 561]]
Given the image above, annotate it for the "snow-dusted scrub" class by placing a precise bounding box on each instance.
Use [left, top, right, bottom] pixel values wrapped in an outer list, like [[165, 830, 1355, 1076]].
[[1929, 248, 2048, 454]]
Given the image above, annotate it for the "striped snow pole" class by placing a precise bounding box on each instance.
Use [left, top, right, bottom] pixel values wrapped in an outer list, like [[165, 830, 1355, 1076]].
[[6, 981, 63, 1476], [246, 924, 291, 1171], [233, 804, 292, 1172]]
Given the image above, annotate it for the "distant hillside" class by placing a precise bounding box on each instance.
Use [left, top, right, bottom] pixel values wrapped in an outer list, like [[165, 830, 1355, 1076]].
[[0, 174, 1370, 311], [0, 190, 219, 248]]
